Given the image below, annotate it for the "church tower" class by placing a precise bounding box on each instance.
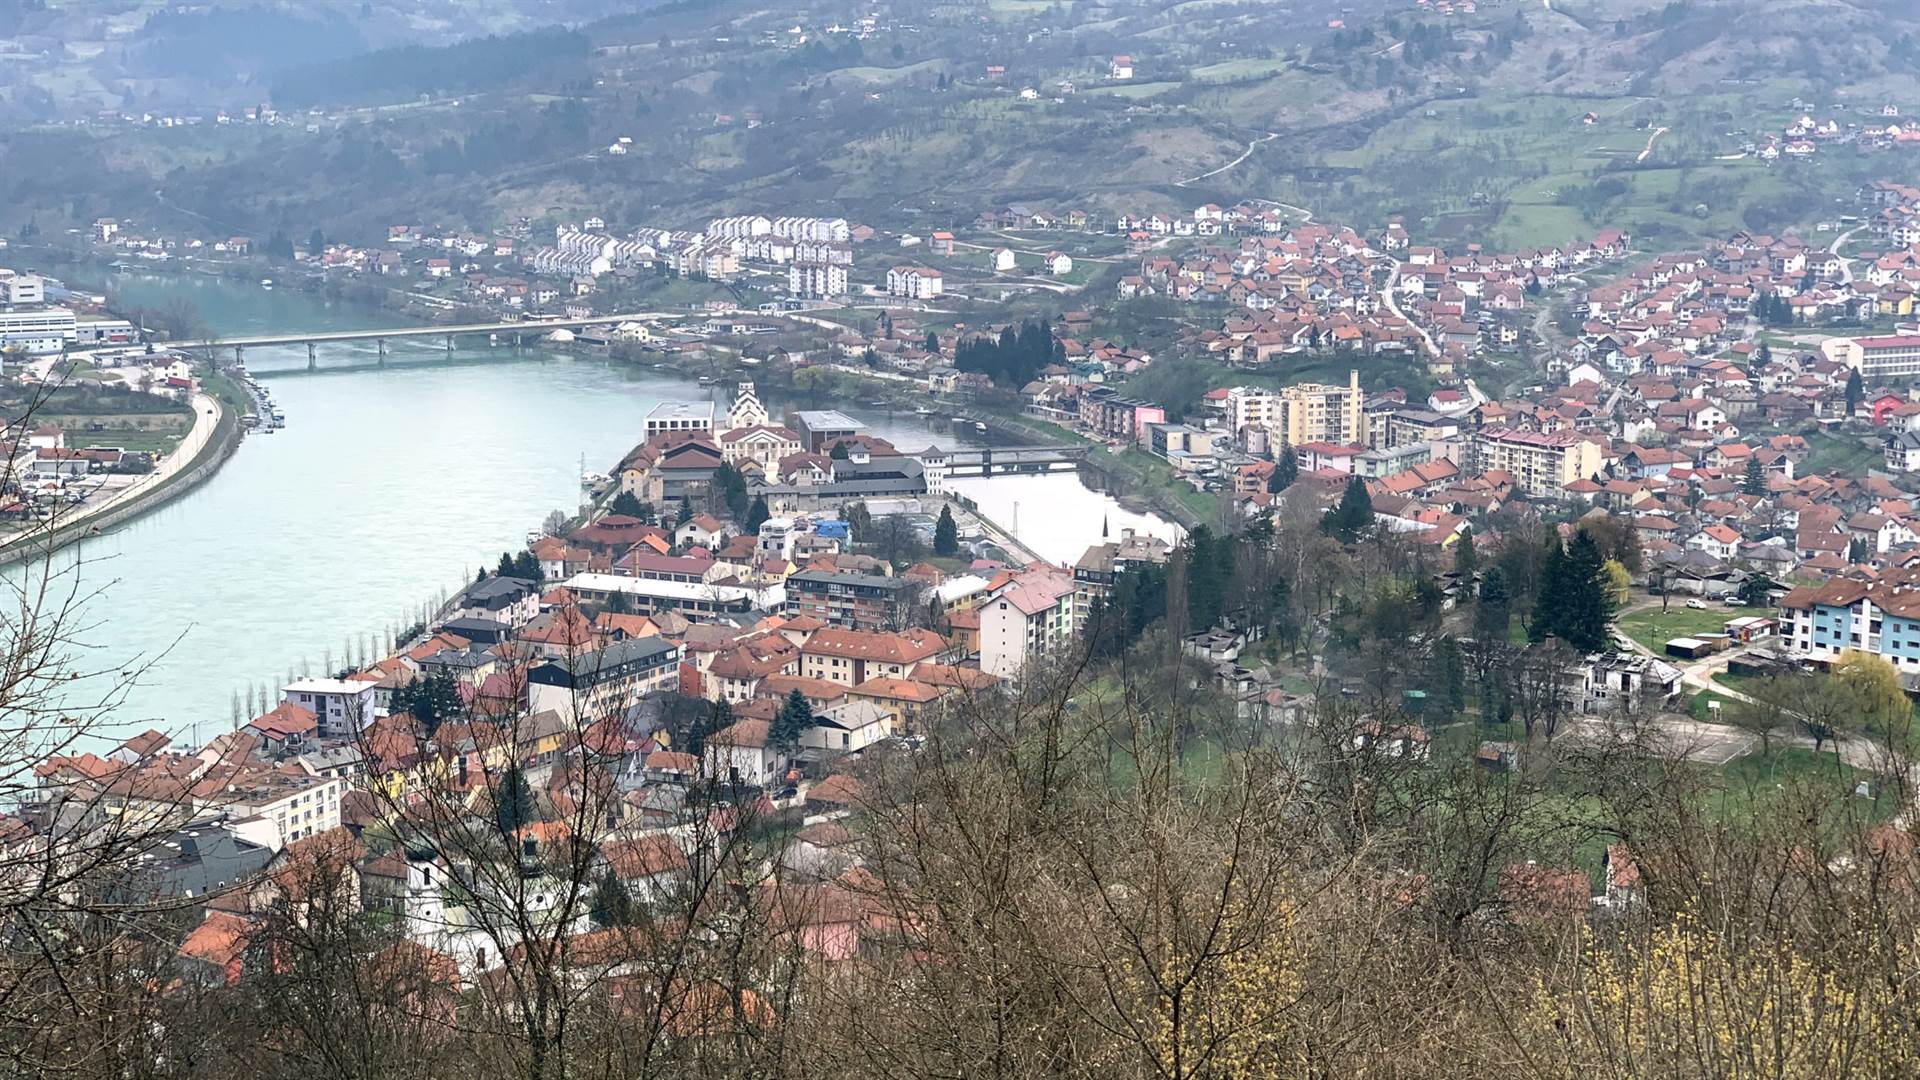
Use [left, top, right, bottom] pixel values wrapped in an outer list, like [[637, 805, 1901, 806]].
[[726, 381, 769, 432]]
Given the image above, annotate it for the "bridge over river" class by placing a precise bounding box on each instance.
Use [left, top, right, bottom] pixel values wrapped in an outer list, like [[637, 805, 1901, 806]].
[[943, 445, 1090, 476], [168, 312, 700, 367]]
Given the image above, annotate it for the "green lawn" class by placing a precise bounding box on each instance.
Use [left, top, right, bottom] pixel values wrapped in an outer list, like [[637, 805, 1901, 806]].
[[67, 430, 181, 454], [1190, 57, 1291, 83], [1802, 431, 1881, 475], [1616, 604, 1771, 653], [1709, 748, 1900, 830]]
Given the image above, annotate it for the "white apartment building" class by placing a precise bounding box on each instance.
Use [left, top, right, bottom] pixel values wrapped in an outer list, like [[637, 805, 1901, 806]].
[[980, 568, 1076, 678], [2, 274, 45, 306], [281, 678, 382, 739], [788, 261, 849, 298], [886, 266, 944, 300]]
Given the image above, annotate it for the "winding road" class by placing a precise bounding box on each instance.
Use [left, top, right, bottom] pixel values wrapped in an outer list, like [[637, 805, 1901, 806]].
[[1175, 132, 1279, 187]]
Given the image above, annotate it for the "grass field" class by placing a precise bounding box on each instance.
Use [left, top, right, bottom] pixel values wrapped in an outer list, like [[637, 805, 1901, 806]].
[[1802, 431, 1882, 475], [1084, 81, 1182, 100], [1189, 57, 1291, 83], [1616, 604, 1771, 653], [67, 430, 181, 454]]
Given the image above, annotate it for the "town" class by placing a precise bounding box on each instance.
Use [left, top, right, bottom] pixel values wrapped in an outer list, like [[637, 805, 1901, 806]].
[[9, 0, 1920, 1071]]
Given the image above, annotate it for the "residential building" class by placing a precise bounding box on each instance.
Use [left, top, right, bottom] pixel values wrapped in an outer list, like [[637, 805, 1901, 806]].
[[527, 637, 682, 721], [784, 570, 920, 630], [798, 627, 948, 686], [280, 678, 382, 739], [788, 261, 848, 299], [1072, 530, 1172, 634], [980, 567, 1076, 678], [885, 266, 944, 300], [1829, 334, 1920, 379], [1471, 427, 1603, 499]]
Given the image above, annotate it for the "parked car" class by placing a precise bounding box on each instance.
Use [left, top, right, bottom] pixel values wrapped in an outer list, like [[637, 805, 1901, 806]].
[[1686, 599, 1709, 610]]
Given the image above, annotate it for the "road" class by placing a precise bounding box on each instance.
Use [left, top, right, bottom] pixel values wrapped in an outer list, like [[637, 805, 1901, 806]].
[[7, 391, 222, 546], [1829, 223, 1866, 285], [1175, 132, 1279, 187], [1378, 261, 1440, 357]]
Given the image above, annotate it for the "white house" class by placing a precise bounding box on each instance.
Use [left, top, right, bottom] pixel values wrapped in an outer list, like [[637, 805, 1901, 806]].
[[990, 247, 1018, 272], [801, 699, 894, 754], [705, 717, 786, 787], [1044, 251, 1073, 275]]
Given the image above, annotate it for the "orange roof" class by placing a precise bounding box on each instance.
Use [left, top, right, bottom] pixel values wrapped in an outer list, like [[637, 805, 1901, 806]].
[[850, 676, 941, 704]]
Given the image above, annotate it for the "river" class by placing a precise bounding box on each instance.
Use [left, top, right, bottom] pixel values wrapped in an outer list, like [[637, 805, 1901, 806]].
[[29, 265, 1178, 742]]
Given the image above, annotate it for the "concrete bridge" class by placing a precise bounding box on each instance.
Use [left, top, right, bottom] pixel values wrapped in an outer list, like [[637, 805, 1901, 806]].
[[167, 312, 689, 369], [943, 445, 1089, 477]]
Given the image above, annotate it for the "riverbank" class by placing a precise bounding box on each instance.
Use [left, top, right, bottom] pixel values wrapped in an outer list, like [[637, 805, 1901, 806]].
[[0, 377, 241, 567]]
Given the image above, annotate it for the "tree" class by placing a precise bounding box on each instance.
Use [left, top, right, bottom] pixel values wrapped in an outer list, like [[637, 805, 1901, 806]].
[[710, 462, 749, 520], [772, 688, 813, 751], [1737, 576, 1773, 607], [745, 494, 770, 533], [1600, 558, 1632, 611], [392, 670, 463, 733], [934, 504, 959, 556], [1742, 454, 1767, 496], [845, 501, 871, 539], [493, 763, 536, 835], [588, 869, 635, 928], [1755, 341, 1772, 365], [265, 229, 295, 260], [1269, 446, 1298, 493], [1322, 475, 1374, 543], [610, 490, 646, 518], [1558, 531, 1614, 652], [1529, 539, 1566, 644], [306, 227, 326, 256], [1834, 650, 1910, 751], [1475, 565, 1512, 642], [675, 494, 694, 527], [1454, 528, 1478, 579], [925, 329, 940, 355], [830, 441, 852, 460], [1845, 367, 1864, 415]]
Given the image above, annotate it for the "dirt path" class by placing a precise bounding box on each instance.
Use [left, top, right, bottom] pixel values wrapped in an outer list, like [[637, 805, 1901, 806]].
[[1635, 126, 1670, 164], [1175, 131, 1279, 187]]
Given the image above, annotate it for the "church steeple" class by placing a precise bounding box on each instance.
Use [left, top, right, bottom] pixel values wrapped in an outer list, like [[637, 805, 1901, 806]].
[[726, 381, 768, 432]]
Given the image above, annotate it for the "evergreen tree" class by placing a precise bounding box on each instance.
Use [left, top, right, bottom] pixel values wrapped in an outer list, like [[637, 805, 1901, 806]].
[[745, 495, 770, 534], [772, 689, 813, 750], [1557, 531, 1613, 652], [494, 764, 536, 835], [611, 490, 646, 517], [1455, 527, 1478, 578], [829, 442, 851, 460], [589, 869, 635, 928], [711, 462, 749, 520], [1427, 635, 1467, 719], [1322, 475, 1374, 543], [675, 495, 693, 527], [1845, 368, 1864, 414], [392, 670, 463, 734], [924, 329, 940, 355], [1475, 565, 1511, 642], [1530, 539, 1566, 643], [1755, 341, 1772, 366], [688, 699, 730, 758], [306, 227, 326, 256], [1269, 446, 1298, 493], [496, 552, 517, 577], [265, 230, 295, 260], [1742, 455, 1766, 496], [934, 504, 959, 556]]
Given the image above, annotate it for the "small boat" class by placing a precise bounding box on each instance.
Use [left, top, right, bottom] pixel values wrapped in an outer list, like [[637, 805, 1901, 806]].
[[260, 278, 274, 289], [975, 422, 988, 432], [913, 405, 932, 415]]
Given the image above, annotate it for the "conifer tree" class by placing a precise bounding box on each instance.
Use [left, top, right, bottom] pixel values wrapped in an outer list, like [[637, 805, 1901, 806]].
[[1269, 446, 1299, 493], [934, 504, 959, 556]]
